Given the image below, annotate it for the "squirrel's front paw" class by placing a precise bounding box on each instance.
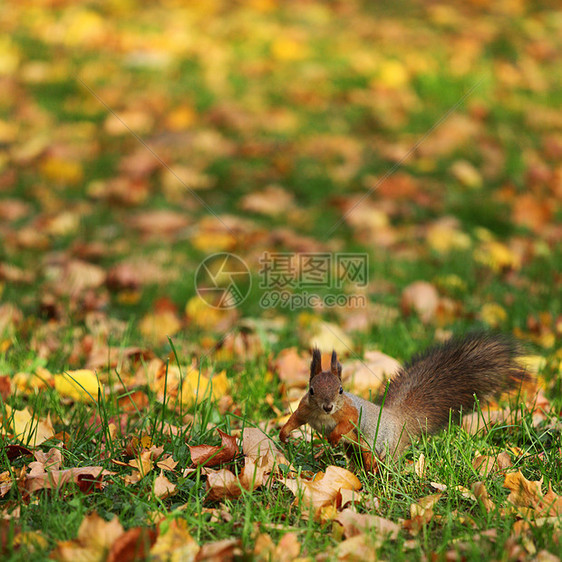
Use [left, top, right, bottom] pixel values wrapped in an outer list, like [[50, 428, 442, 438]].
[[328, 431, 342, 446]]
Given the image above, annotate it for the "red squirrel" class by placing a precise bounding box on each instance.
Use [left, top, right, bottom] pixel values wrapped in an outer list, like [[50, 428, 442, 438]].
[[279, 334, 527, 469]]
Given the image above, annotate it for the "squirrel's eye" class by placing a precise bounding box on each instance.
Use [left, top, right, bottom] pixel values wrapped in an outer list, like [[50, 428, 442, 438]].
[[339, 387, 343, 394], [309, 387, 314, 396]]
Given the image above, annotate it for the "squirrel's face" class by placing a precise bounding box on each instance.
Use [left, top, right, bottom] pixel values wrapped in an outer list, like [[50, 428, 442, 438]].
[[309, 372, 345, 414]]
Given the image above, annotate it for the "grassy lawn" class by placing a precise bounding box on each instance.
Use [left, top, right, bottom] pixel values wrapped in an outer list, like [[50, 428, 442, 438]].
[[1, 0, 561, 559]]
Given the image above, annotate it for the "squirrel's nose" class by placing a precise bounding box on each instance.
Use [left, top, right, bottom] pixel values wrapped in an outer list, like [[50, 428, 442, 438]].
[[323, 404, 333, 413]]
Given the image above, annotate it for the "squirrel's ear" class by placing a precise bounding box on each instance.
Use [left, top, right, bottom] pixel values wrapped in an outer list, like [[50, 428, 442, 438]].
[[331, 350, 342, 379], [310, 348, 322, 379]]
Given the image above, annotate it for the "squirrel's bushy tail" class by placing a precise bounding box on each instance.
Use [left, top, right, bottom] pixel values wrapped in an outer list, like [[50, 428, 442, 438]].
[[384, 333, 527, 434]]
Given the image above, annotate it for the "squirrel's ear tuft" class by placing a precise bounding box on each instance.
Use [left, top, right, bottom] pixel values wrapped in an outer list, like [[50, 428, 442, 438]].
[[331, 350, 343, 379], [310, 348, 322, 379]]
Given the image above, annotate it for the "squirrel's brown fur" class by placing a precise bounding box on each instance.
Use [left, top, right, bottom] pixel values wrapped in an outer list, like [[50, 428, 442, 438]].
[[280, 333, 527, 467]]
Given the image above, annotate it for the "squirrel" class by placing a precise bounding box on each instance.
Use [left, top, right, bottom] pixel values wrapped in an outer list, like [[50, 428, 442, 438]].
[[279, 333, 527, 469]]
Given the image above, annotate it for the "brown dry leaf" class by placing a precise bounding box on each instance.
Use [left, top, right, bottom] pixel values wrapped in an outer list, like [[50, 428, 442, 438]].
[[410, 493, 442, 518], [512, 193, 552, 233], [33, 447, 63, 472], [238, 457, 268, 492], [253, 532, 301, 562], [189, 429, 239, 468], [462, 408, 515, 435], [196, 538, 241, 561], [118, 390, 150, 413], [344, 350, 400, 397], [472, 482, 496, 512], [242, 427, 287, 470], [153, 471, 177, 500], [156, 455, 178, 472], [539, 483, 562, 517], [129, 210, 190, 237], [129, 450, 155, 477], [240, 184, 295, 217], [25, 466, 108, 493], [214, 331, 264, 362], [401, 281, 439, 324], [206, 468, 243, 502], [3, 405, 54, 447], [281, 466, 362, 517], [150, 518, 199, 561], [503, 471, 543, 508], [335, 508, 400, 539], [106, 527, 157, 562], [334, 534, 380, 561], [473, 451, 512, 477], [274, 347, 310, 388], [52, 512, 125, 561], [58, 260, 107, 297]]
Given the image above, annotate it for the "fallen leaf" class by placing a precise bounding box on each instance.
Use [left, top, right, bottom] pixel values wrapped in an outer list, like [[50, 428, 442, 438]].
[[334, 533, 380, 561], [107, 527, 157, 562], [149, 519, 199, 561], [3, 406, 54, 446], [153, 471, 177, 500], [401, 281, 439, 324], [335, 508, 400, 539], [206, 468, 243, 501], [274, 347, 310, 388], [242, 427, 287, 470], [25, 466, 108, 493], [196, 538, 241, 561], [52, 512, 124, 561], [139, 310, 182, 344], [473, 452, 512, 477], [410, 493, 442, 518], [503, 471, 543, 507], [308, 322, 353, 355], [55, 370, 102, 402], [253, 532, 301, 562], [189, 429, 239, 467], [240, 184, 295, 216], [343, 350, 400, 397], [281, 466, 362, 517], [472, 482, 496, 512]]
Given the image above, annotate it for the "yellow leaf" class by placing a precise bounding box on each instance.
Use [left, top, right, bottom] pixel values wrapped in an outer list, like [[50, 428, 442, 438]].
[[479, 303, 507, 327], [377, 59, 409, 88], [517, 355, 546, 374], [4, 405, 54, 446], [308, 322, 353, 355], [12, 367, 54, 394], [0, 37, 20, 75], [474, 241, 521, 272], [180, 369, 229, 407], [271, 38, 307, 61], [55, 370, 102, 402], [139, 311, 182, 344], [40, 156, 83, 185], [426, 223, 471, 254], [150, 519, 199, 561]]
